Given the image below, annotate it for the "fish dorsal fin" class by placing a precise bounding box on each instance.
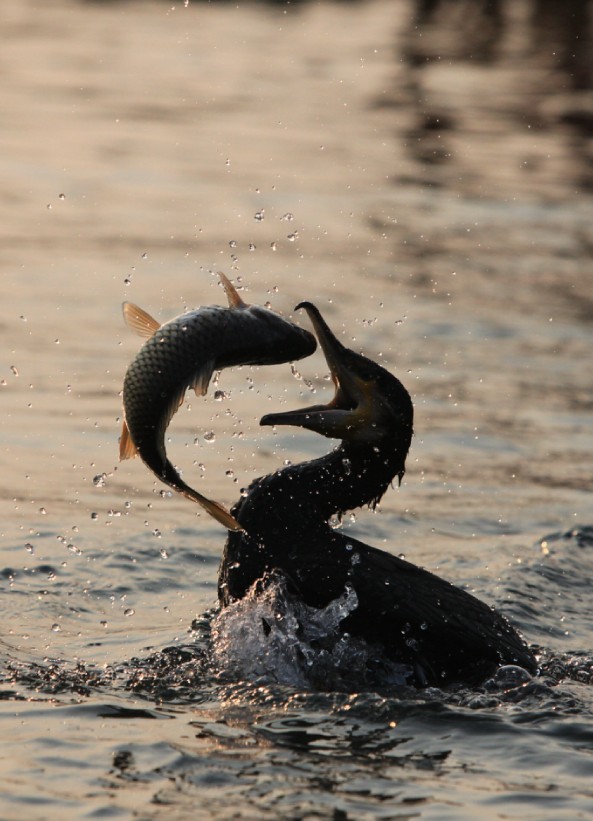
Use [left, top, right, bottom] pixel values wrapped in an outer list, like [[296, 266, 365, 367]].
[[122, 302, 161, 338], [218, 272, 248, 309], [119, 418, 138, 460], [190, 359, 215, 397]]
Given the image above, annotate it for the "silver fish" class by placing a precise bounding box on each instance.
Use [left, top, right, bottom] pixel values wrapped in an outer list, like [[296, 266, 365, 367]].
[[119, 273, 316, 531]]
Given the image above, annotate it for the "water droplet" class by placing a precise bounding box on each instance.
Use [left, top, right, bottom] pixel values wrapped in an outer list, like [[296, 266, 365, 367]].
[[225, 469, 235, 479], [93, 473, 107, 487], [270, 241, 277, 251], [51, 623, 61, 632], [345, 543, 353, 552], [68, 543, 82, 555], [203, 431, 216, 443], [229, 240, 237, 248], [248, 242, 256, 251], [25, 543, 34, 554], [159, 547, 169, 559], [100, 620, 108, 628], [124, 608, 135, 617], [152, 529, 161, 538], [91, 512, 98, 520], [10, 366, 19, 377], [58, 193, 65, 200], [281, 212, 294, 221], [214, 390, 228, 402], [254, 210, 264, 221], [39, 507, 47, 515], [287, 232, 298, 242]]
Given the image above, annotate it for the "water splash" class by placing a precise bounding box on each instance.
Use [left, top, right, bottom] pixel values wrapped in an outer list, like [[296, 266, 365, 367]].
[[210, 573, 415, 691]]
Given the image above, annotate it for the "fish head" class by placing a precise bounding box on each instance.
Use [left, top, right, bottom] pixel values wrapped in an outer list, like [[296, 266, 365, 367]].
[[240, 304, 317, 366]]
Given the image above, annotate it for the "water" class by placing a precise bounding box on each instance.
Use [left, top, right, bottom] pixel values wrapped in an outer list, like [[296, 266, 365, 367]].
[[1, 0, 593, 817]]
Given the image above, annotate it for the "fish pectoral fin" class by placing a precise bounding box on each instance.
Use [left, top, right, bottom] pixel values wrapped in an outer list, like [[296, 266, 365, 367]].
[[218, 272, 248, 310], [190, 360, 215, 397], [119, 419, 138, 460], [163, 387, 188, 432], [122, 302, 161, 338]]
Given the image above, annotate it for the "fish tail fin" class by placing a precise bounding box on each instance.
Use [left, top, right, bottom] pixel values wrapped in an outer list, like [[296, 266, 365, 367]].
[[180, 485, 244, 532], [119, 419, 138, 460], [162, 461, 243, 532]]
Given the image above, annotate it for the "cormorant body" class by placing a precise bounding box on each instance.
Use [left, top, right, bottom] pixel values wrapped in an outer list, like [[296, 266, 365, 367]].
[[218, 303, 536, 687]]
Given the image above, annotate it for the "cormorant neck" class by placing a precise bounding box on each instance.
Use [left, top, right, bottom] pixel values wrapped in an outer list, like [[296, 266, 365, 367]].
[[236, 427, 412, 538]]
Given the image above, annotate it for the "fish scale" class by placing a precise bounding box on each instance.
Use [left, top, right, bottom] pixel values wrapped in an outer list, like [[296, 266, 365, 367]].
[[120, 276, 316, 531]]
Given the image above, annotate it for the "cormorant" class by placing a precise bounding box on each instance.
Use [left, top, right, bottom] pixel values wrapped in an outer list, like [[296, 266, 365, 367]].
[[218, 302, 536, 687]]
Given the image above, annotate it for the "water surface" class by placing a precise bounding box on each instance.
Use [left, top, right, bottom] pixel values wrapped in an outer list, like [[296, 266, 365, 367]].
[[1, 0, 592, 818]]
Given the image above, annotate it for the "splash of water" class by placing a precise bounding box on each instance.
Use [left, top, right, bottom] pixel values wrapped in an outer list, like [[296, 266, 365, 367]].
[[210, 573, 415, 691]]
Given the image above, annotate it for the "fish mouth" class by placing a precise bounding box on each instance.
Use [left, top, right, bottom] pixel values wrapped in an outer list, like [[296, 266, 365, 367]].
[[260, 302, 378, 440]]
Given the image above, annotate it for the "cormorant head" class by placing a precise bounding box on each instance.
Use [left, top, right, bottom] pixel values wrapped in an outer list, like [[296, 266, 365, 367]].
[[261, 302, 413, 454]]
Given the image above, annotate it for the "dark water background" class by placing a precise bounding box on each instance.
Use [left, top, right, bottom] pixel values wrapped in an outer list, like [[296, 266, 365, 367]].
[[1, 0, 593, 817]]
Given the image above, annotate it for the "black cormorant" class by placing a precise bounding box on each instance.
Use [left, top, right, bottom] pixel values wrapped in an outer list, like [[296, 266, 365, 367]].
[[218, 302, 536, 687]]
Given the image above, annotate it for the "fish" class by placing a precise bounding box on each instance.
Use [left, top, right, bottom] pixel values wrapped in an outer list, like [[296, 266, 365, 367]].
[[119, 273, 317, 531]]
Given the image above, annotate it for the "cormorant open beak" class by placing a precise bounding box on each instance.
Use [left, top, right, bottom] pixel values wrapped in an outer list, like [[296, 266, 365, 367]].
[[260, 302, 383, 440]]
